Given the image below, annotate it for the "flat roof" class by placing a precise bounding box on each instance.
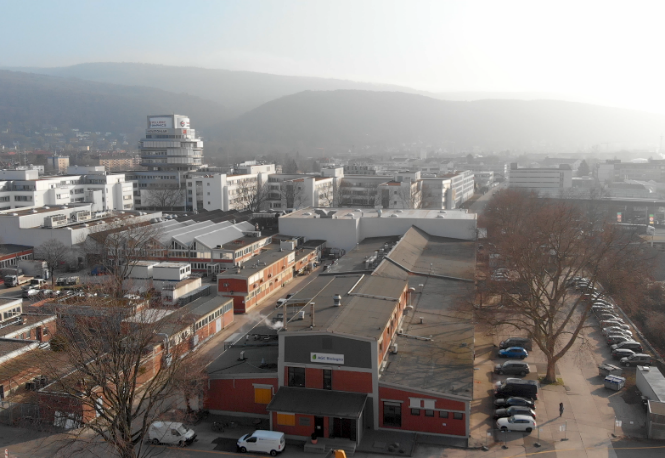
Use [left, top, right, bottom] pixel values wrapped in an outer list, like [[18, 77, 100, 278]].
[[207, 327, 279, 377], [218, 249, 293, 279], [154, 262, 191, 268], [267, 387, 367, 418], [221, 234, 270, 250], [0, 244, 33, 255], [379, 276, 474, 398], [0, 339, 36, 358], [283, 207, 476, 220], [329, 236, 399, 273], [0, 204, 91, 217]]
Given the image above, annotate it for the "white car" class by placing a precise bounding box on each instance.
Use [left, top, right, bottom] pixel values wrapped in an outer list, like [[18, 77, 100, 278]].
[[496, 414, 536, 432], [602, 326, 631, 336]]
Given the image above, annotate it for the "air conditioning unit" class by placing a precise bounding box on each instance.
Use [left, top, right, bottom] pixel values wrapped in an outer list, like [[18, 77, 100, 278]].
[[44, 214, 68, 228], [390, 344, 399, 354]]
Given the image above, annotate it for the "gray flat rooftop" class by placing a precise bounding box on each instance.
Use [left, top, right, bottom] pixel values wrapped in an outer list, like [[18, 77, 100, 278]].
[[328, 236, 399, 274], [217, 249, 293, 279], [379, 276, 474, 398]]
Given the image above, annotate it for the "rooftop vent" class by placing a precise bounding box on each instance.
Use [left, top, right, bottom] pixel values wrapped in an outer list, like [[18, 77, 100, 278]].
[[333, 294, 342, 307], [390, 214, 399, 218], [437, 215, 445, 218]]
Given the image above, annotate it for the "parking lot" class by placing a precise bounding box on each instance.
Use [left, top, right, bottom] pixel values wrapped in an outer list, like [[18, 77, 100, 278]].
[[468, 281, 653, 456]]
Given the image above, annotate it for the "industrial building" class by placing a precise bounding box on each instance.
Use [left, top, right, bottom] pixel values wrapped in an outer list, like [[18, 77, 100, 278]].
[[205, 226, 476, 445], [278, 207, 477, 252], [508, 163, 573, 197]]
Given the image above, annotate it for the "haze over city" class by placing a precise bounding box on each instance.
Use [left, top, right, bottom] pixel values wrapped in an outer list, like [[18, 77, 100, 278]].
[[4, 0, 665, 114]]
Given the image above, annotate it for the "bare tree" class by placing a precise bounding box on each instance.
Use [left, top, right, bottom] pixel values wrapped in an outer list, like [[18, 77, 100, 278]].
[[476, 189, 650, 383], [35, 239, 70, 287], [396, 182, 423, 209], [244, 182, 270, 212], [281, 181, 305, 209], [83, 223, 161, 297], [144, 187, 185, 211], [332, 179, 355, 207], [317, 183, 335, 207], [41, 303, 203, 458]]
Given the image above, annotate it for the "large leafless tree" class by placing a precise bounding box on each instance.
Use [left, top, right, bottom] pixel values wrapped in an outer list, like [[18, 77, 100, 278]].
[[396, 183, 423, 209], [41, 303, 205, 458], [144, 187, 185, 211], [83, 223, 161, 297], [476, 189, 650, 383], [35, 239, 70, 287]]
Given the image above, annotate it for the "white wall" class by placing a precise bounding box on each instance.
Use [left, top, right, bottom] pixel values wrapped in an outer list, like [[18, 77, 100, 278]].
[[279, 216, 360, 252]]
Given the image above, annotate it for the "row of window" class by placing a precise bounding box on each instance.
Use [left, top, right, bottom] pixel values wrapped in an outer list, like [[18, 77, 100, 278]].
[[383, 401, 463, 427], [287, 367, 332, 390], [2, 306, 21, 321], [194, 301, 232, 330]]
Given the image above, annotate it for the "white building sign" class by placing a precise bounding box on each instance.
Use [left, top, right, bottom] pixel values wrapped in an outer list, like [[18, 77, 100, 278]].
[[149, 117, 173, 129], [310, 352, 344, 364]]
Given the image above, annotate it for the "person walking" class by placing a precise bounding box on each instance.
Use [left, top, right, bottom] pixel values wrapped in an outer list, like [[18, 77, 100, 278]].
[[559, 402, 564, 417]]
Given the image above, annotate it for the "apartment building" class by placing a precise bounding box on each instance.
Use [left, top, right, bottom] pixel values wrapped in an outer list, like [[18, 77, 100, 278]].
[[508, 163, 573, 197], [0, 167, 133, 212], [265, 175, 335, 210], [97, 155, 141, 171], [47, 155, 69, 173]]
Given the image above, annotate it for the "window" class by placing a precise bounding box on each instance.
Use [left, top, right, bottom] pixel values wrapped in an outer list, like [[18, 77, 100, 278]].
[[410, 408, 420, 416], [323, 369, 332, 390], [439, 411, 449, 418], [276, 413, 295, 426], [425, 410, 434, 417], [383, 402, 401, 427], [288, 367, 305, 387], [254, 387, 272, 404], [453, 412, 463, 420]]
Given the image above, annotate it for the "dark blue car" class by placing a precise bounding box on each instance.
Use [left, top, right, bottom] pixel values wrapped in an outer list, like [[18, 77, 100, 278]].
[[498, 347, 528, 359]]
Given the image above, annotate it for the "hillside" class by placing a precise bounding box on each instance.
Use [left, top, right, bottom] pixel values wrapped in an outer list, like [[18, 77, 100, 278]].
[[0, 70, 227, 135], [8, 63, 431, 116], [214, 90, 665, 151]]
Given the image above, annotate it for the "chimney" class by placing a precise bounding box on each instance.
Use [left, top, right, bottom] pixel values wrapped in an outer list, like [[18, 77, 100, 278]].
[[333, 294, 342, 307], [310, 302, 315, 328]]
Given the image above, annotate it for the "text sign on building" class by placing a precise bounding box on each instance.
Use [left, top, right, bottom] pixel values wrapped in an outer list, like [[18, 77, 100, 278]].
[[310, 352, 344, 364], [149, 117, 173, 129]]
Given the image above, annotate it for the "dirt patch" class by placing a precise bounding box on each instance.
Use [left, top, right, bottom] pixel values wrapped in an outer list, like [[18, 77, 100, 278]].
[[620, 384, 643, 405]]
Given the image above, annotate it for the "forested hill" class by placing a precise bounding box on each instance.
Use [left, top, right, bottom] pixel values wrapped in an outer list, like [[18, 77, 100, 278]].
[[0, 70, 227, 134], [215, 90, 665, 150]]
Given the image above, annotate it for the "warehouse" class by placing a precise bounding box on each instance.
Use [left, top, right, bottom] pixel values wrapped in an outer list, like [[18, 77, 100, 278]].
[[206, 226, 475, 444]]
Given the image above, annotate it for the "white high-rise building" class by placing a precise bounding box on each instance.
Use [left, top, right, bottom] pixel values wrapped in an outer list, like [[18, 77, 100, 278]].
[[139, 115, 203, 172], [129, 115, 204, 210]]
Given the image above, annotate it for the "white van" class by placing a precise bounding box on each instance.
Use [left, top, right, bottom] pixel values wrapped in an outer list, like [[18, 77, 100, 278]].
[[237, 430, 285, 455], [148, 421, 196, 446]]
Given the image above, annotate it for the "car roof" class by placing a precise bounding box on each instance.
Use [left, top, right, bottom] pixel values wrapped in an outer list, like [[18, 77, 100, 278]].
[[511, 414, 535, 420], [504, 347, 526, 351]]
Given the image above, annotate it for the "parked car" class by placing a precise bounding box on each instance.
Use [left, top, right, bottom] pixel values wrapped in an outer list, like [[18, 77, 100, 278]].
[[612, 348, 636, 360], [602, 326, 632, 336], [494, 361, 530, 376], [611, 341, 643, 353], [494, 406, 536, 419], [599, 319, 626, 329], [148, 421, 196, 446], [621, 353, 653, 367], [592, 305, 615, 314], [237, 430, 285, 455], [496, 415, 536, 432], [499, 337, 533, 351], [495, 379, 539, 400], [607, 335, 633, 346], [498, 347, 528, 359], [493, 396, 536, 410]]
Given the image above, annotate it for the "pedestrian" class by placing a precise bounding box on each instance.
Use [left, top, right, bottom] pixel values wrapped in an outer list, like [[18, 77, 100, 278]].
[[559, 402, 564, 417]]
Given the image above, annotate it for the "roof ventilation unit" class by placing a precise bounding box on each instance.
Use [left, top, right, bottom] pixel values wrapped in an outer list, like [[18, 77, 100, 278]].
[[390, 344, 399, 354], [333, 294, 342, 307]]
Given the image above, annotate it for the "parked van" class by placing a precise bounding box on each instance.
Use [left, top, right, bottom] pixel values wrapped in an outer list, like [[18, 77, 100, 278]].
[[611, 341, 643, 353], [495, 378, 538, 400], [237, 430, 285, 456], [499, 337, 532, 351], [620, 353, 652, 367], [148, 421, 196, 446]]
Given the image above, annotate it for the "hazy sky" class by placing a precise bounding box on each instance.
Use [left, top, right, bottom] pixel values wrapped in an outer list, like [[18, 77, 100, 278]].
[[5, 0, 665, 113]]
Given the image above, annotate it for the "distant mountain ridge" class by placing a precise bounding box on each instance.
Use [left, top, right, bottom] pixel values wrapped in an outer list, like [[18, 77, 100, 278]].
[[6, 63, 434, 116], [0, 70, 227, 135], [215, 90, 665, 150]]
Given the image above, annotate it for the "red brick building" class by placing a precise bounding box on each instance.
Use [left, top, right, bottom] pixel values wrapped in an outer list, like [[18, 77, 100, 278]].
[[205, 227, 476, 444]]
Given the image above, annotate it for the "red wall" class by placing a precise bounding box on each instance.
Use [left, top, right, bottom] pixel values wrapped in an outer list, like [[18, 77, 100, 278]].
[[285, 367, 373, 394], [206, 377, 278, 415], [193, 308, 234, 343], [271, 412, 316, 438], [333, 371, 373, 393], [378, 386, 467, 436]]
